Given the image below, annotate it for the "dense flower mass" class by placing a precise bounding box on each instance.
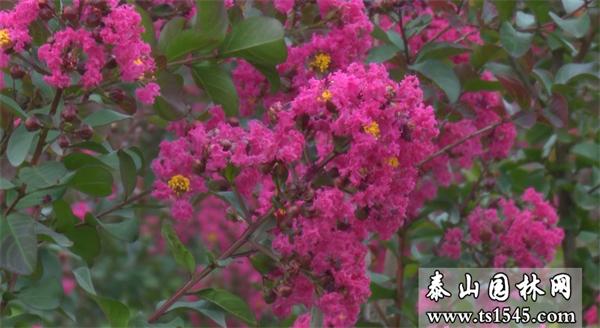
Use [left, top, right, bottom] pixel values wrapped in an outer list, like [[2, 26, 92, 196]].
[[0, 0, 40, 89], [153, 62, 438, 325], [33, 0, 159, 103], [440, 188, 563, 267]]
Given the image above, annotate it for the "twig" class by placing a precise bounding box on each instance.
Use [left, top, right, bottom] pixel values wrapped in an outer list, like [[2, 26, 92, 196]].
[[418, 117, 511, 168], [96, 190, 152, 218], [373, 301, 392, 327], [31, 89, 63, 165], [14, 53, 50, 76], [147, 209, 274, 323], [394, 229, 407, 327], [397, 10, 411, 64]]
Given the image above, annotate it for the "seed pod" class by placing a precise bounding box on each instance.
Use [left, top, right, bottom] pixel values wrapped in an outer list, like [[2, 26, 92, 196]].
[[76, 124, 94, 140], [109, 89, 126, 103], [58, 135, 70, 148], [62, 5, 78, 23], [263, 289, 277, 304], [24, 116, 42, 131], [276, 285, 293, 298], [9, 66, 25, 79], [61, 104, 78, 122]]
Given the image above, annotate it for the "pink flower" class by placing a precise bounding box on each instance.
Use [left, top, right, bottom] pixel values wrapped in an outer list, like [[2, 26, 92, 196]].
[[439, 228, 463, 260], [62, 276, 76, 295], [71, 201, 91, 221], [135, 83, 160, 104]]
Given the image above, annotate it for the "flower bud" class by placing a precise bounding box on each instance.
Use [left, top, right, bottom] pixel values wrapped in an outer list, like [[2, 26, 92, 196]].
[[61, 105, 78, 122], [76, 124, 94, 140], [39, 6, 54, 20], [263, 289, 277, 304], [24, 116, 42, 131], [109, 89, 125, 103], [9, 66, 26, 79], [58, 135, 70, 148], [62, 5, 78, 23], [276, 285, 293, 298]]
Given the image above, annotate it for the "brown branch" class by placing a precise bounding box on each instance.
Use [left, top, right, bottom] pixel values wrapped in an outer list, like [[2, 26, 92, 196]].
[[394, 229, 407, 327], [147, 209, 274, 323], [31, 89, 63, 165], [14, 53, 50, 76], [418, 117, 511, 168], [96, 190, 152, 218], [374, 301, 392, 327], [397, 10, 411, 64]]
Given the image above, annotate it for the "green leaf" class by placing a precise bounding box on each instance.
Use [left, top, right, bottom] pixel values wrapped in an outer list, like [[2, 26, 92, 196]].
[[73, 266, 97, 295], [94, 296, 130, 328], [69, 165, 113, 197], [310, 306, 324, 328], [366, 45, 398, 63], [63, 152, 111, 170], [212, 191, 245, 217], [251, 62, 281, 92], [162, 1, 229, 60], [532, 68, 553, 94], [99, 216, 140, 242], [499, 22, 533, 57], [117, 150, 137, 198], [193, 0, 228, 44], [153, 96, 185, 121], [410, 59, 460, 103], [470, 44, 505, 70], [516, 11, 536, 29], [135, 5, 156, 46], [220, 16, 287, 65], [192, 62, 239, 116], [16, 185, 67, 209], [369, 281, 396, 300], [562, 0, 585, 14], [554, 62, 599, 85], [18, 162, 67, 191], [0, 213, 37, 274], [16, 276, 62, 310], [157, 17, 186, 54], [65, 225, 101, 265], [415, 42, 469, 63], [161, 222, 196, 274], [166, 300, 227, 327], [7, 125, 37, 167], [69, 141, 110, 154], [197, 288, 257, 326], [82, 109, 131, 127], [0, 94, 28, 118], [572, 141, 599, 163], [0, 177, 15, 190], [549, 11, 590, 38], [33, 222, 73, 247], [249, 252, 276, 274]]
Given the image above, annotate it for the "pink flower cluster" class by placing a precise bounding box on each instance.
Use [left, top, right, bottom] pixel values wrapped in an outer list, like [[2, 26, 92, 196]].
[[153, 62, 438, 326], [34, 0, 159, 104], [440, 188, 563, 267], [233, 0, 373, 116], [0, 0, 40, 89]]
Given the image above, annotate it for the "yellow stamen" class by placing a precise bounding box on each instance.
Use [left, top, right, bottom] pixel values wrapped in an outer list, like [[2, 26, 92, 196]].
[[168, 174, 190, 195], [320, 89, 332, 102], [309, 52, 331, 73], [206, 232, 218, 243], [133, 58, 144, 66], [0, 29, 11, 48], [387, 156, 399, 168], [363, 121, 380, 139]]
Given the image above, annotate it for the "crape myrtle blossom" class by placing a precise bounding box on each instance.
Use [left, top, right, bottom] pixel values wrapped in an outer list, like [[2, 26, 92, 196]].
[[439, 188, 563, 267], [0, 0, 40, 89], [152, 62, 438, 326], [232, 0, 373, 116], [34, 0, 160, 104]]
